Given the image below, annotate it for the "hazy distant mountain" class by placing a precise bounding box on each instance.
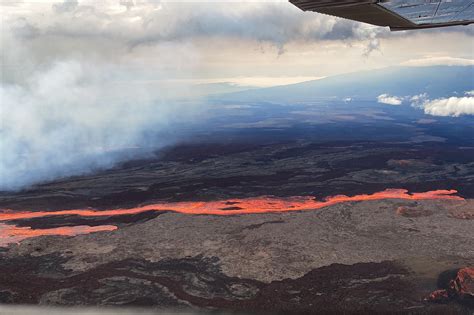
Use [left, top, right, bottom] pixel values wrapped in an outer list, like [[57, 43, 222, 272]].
[[217, 66, 473, 103], [193, 82, 257, 96]]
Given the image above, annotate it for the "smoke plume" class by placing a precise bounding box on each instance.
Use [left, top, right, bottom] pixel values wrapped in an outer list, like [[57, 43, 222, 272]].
[[0, 59, 204, 190]]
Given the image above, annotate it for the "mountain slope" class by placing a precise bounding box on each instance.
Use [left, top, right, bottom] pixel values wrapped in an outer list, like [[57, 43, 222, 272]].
[[217, 66, 473, 103]]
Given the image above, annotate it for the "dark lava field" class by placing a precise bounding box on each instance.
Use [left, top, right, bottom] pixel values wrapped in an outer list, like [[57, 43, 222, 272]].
[[0, 101, 473, 313]]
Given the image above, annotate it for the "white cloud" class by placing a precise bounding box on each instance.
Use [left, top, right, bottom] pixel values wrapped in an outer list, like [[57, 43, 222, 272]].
[[377, 94, 403, 105], [192, 76, 324, 88], [401, 56, 474, 67], [409, 93, 429, 108], [422, 96, 474, 117], [2, 1, 383, 56], [0, 0, 395, 87], [409, 91, 474, 117], [465, 90, 474, 96]]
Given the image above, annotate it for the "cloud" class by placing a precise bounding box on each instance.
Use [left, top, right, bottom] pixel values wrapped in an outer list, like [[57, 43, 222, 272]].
[[2, 1, 386, 63], [52, 0, 78, 13], [410, 91, 474, 117], [377, 94, 403, 105], [421, 96, 474, 117], [362, 31, 380, 57], [377, 91, 473, 116], [401, 56, 474, 67], [465, 90, 474, 96], [409, 93, 429, 108]]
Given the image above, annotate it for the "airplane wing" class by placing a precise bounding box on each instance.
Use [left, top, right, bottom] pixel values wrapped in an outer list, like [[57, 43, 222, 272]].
[[289, 0, 474, 30]]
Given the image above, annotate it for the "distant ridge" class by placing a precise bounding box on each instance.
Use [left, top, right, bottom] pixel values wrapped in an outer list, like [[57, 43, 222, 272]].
[[216, 66, 474, 103]]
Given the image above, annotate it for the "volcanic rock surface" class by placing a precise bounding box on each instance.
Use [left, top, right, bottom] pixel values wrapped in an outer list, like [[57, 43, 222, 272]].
[[1, 136, 473, 313]]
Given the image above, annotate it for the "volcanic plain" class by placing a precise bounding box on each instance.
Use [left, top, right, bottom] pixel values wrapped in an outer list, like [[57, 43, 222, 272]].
[[1, 115, 473, 313]]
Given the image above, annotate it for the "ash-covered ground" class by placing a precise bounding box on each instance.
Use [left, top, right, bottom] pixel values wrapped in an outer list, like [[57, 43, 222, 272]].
[[0, 101, 473, 313]]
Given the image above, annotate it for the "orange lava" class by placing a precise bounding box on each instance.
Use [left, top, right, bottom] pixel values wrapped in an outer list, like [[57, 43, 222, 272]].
[[0, 223, 117, 247], [0, 189, 463, 221], [0, 189, 464, 246]]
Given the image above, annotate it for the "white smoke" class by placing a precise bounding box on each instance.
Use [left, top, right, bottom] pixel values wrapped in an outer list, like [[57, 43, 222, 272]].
[[0, 0, 390, 190], [0, 59, 204, 191], [1, 0, 470, 190], [0, 1, 211, 191]]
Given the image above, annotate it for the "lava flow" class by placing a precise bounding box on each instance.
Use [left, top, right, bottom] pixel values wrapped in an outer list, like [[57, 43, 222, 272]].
[[0, 189, 464, 246], [0, 223, 117, 247]]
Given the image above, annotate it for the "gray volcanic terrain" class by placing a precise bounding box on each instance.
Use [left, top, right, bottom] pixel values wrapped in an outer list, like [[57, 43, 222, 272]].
[[1, 197, 473, 313], [1, 142, 473, 312], [1, 68, 473, 313]]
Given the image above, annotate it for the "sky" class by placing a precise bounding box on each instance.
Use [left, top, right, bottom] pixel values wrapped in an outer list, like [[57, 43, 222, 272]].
[[1, 0, 473, 190], [2, 0, 473, 87]]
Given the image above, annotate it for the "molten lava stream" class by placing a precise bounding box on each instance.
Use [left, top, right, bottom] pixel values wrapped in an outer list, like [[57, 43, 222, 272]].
[[0, 189, 464, 246], [0, 189, 464, 221], [0, 223, 117, 247]]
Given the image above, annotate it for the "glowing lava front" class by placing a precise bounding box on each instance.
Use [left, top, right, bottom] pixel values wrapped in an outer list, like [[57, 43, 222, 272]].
[[0, 189, 464, 246]]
